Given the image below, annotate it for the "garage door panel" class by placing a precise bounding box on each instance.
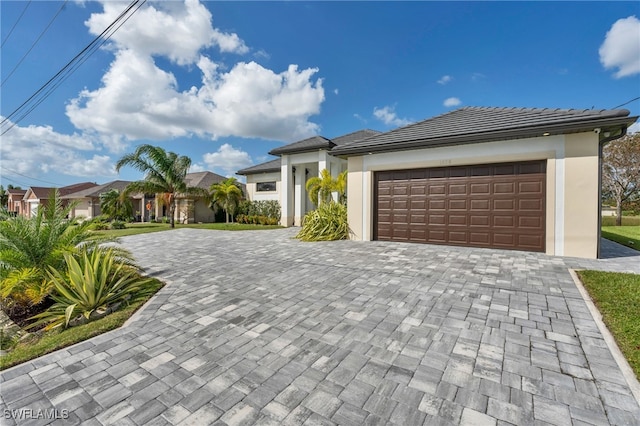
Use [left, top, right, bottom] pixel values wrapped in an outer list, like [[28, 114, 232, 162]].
[[374, 161, 545, 252]]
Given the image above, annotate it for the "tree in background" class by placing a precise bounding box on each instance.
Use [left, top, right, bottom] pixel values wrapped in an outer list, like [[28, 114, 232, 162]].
[[210, 177, 243, 223], [116, 145, 207, 228], [100, 189, 133, 221], [602, 132, 640, 226], [0, 185, 7, 209]]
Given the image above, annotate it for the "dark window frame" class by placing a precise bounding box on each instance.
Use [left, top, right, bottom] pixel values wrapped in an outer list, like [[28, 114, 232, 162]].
[[256, 181, 277, 192]]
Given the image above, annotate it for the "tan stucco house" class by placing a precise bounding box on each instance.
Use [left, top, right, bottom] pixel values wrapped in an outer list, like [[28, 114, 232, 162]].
[[6, 188, 27, 216], [21, 182, 97, 218], [62, 180, 139, 220], [240, 106, 637, 259]]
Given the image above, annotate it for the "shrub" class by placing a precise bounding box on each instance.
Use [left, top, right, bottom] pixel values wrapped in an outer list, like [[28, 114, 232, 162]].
[[28, 249, 155, 331], [295, 202, 351, 241], [236, 201, 280, 225], [110, 220, 126, 230]]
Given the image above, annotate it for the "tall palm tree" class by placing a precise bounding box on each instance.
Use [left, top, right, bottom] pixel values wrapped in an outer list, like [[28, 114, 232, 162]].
[[116, 145, 207, 228], [210, 178, 243, 223], [306, 169, 347, 207]]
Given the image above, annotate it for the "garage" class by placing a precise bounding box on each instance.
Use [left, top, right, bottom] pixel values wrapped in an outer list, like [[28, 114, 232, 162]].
[[374, 161, 546, 251]]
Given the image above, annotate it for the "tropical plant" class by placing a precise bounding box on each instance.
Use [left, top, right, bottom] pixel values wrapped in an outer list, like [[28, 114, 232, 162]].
[[210, 177, 244, 223], [100, 189, 133, 221], [602, 132, 640, 226], [116, 145, 207, 228], [306, 169, 348, 207], [236, 200, 280, 224], [0, 190, 127, 312], [295, 202, 351, 241], [28, 249, 154, 331]]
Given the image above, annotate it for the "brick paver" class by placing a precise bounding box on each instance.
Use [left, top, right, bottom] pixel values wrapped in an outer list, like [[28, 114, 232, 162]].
[[1, 228, 639, 425]]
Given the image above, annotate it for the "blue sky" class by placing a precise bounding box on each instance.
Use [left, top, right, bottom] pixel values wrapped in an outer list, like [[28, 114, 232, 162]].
[[1, 1, 639, 188]]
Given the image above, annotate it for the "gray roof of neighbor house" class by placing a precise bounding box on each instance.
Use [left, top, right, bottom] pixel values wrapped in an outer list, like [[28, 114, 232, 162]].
[[61, 180, 132, 199], [268, 129, 382, 156], [331, 107, 638, 156], [184, 171, 228, 189], [237, 158, 282, 176]]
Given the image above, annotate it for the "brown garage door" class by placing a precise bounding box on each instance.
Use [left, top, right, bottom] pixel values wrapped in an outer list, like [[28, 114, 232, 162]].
[[374, 161, 546, 251]]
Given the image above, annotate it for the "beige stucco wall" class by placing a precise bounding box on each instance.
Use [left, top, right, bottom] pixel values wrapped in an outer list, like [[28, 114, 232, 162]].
[[245, 172, 281, 202], [346, 132, 601, 259]]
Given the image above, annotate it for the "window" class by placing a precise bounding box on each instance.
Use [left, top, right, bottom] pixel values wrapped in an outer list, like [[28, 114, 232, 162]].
[[256, 181, 276, 192]]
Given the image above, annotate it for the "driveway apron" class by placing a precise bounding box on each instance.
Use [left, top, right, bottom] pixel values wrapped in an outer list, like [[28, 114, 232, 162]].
[[1, 228, 639, 425]]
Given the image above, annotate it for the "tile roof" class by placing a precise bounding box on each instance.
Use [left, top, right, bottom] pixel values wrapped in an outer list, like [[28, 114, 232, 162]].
[[331, 129, 381, 146], [61, 180, 132, 199], [7, 189, 26, 197], [184, 171, 228, 189], [331, 107, 637, 156], [269, 136, 332, 156], [26, 182, 97, 200], [237, 158, 282, 176]]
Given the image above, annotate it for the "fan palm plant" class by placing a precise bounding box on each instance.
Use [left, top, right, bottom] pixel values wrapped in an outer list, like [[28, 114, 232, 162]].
[[100, 189, 133, 221], [116, 145, 207, 228], [0, 190, 127, 312], [306, 169, 348, 207], [210, 178, 244, 223]]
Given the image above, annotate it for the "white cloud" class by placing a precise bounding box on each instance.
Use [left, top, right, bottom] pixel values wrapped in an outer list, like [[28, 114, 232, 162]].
[[67, 1, 325, 149], [443, 97, 462, 107], [599, 16, 640, 78], [628, 121, 640, 134], [353, 113, 367, 124], [202, 143, 253, 176], [0, 118, 116, 179], [373, 105, 411, 127], [437, 75, 452, 85], [334, 89, 339, 95]]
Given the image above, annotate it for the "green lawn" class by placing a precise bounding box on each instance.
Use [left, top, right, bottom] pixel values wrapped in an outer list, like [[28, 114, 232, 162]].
[[601, 225, 640, 251], [94, 222, 283, 237], [0, 279, 164, 370], [577, 271, 640, 380]]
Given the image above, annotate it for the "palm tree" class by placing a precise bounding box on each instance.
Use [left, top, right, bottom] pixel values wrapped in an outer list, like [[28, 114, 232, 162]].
[[306, 169, 347, 207], [210, 178, 243, 223], [116, 145, 207, 228], [0, 190, 127, 312], [100, 189, 133, 221]]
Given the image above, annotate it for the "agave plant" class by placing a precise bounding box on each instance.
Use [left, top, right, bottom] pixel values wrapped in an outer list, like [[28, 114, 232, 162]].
[[28, 248, 154, 331], [295, 202, 351, 242], [0, 190, 129, 312]]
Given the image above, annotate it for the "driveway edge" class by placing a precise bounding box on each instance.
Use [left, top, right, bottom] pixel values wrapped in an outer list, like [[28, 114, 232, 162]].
[[568, 268, 640, 405]]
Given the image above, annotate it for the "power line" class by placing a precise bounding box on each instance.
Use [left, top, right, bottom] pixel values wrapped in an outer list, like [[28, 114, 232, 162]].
[[1, 167, 65, 186], [1, 0, 31, 48], [612, 96, 640, 110], [1, 1, 68, 88], [0, 0, 147, 136]]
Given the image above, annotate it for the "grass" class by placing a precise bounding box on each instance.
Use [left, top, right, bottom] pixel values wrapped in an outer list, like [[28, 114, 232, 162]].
[[577, 270, 640, 380], [601, 215, 640, 226], [601, 226, 640, 251], [0, 279, 164, 371], [94, 222, 282, 237]]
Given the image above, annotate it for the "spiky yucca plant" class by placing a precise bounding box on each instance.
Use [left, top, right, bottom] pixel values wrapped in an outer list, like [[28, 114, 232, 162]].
[[29, 248, 154, 331], [295, 202, 351, 241], [0, 190, 130, 312]]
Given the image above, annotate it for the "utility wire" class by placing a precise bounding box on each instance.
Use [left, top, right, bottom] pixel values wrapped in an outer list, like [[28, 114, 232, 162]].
[[612, 96, 640, 110], [1, 167, 65, 186], [1, 1, 68, 88], [1, 0, 146, 136], [1, 0, 31, 48]]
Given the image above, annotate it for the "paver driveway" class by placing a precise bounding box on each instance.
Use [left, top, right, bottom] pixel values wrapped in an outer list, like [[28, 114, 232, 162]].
[[2, 228, 640, 425]]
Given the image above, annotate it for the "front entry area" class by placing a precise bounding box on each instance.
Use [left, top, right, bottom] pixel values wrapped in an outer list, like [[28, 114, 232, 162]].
[[374, 161, 546, 252]]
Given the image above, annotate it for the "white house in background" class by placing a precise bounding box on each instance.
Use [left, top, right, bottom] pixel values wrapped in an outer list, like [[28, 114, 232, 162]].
[[62, 180, 141, 220], [238, 130, 380, 226], [241, 106, 638, 259]]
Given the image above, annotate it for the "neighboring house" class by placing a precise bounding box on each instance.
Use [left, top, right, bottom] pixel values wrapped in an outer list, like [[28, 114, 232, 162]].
[[242, 107, 637, 259], [21, 182, 98, 218], [238, 129, 380, 226], [330, 106, 637, 259], [62, 180, 138, 220], [6, 188, 27, 216], [171, 171, 230, 224]]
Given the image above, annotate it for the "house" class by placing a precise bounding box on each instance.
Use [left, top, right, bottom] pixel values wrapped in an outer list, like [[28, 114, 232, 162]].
[[6, 188, 27, 216], [241, 106, 637, 259], [238, 129, 380, 226], [21, 182, 98, 218], [170, 171, 230, 224], [61, 180, 139, 220]]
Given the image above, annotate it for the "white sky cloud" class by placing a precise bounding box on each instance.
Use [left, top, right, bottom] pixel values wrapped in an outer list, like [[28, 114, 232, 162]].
[[67, 0, 324, 149], [0, 118, 116, 179], [599, 16, 640, 78], [437, 75, 453, 85], [202, 143, 253, 176], [443, 97, 462, 107], [373, 105, 411, 127]]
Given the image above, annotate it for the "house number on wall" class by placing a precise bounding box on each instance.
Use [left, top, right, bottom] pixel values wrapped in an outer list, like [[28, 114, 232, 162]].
[[439, 159, 452, 165]]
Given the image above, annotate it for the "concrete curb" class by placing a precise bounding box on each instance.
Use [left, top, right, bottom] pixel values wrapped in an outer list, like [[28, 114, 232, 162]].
[[569, 268, 640, 405]]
